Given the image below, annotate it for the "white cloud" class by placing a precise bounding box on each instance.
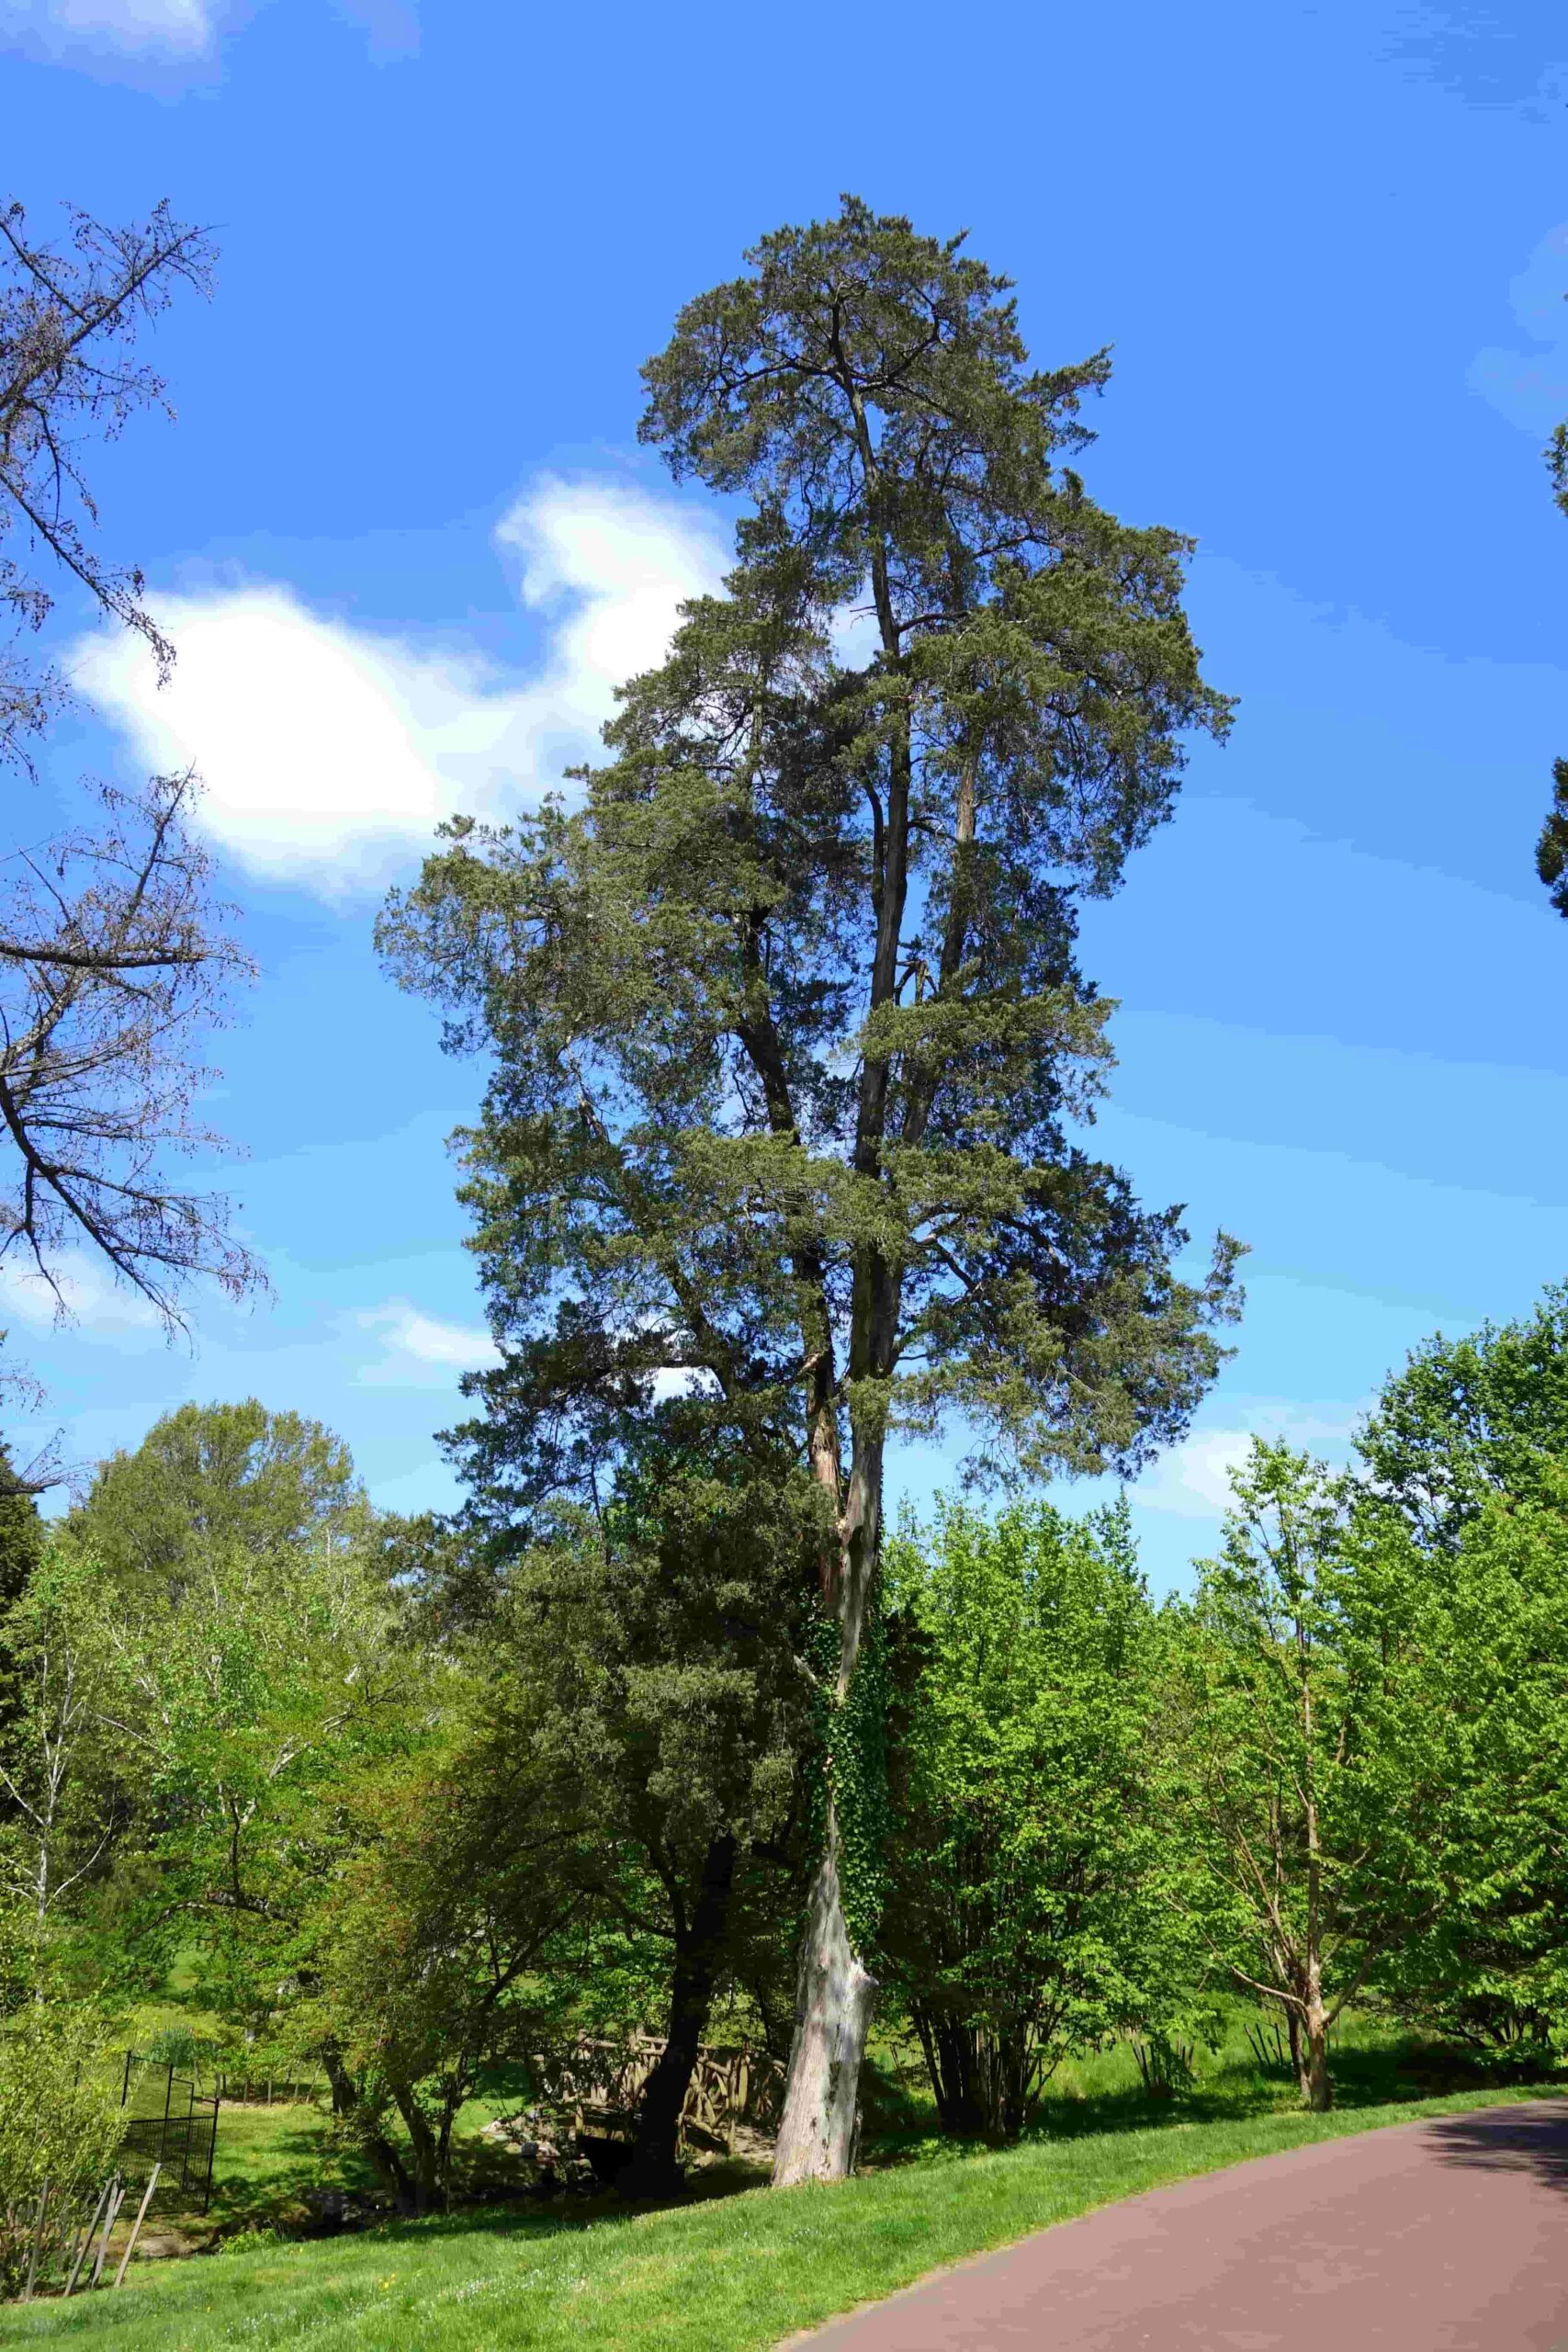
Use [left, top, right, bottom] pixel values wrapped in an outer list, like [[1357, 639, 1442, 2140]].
[[0, 0, 420, 62], [0, 0, 213, 54], [71, 479, 728, 899], [1130, 1402, 1361, 1521], [0, 1250, 165, 1342], [1469, 222, 1568, 434], [356, 1297, 501, 1387]]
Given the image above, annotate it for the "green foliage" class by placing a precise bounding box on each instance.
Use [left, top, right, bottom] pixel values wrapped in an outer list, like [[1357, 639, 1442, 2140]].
[[0, 2005, 123, 2295], [71, 1398, 366, 1610], [1371, 1480, 1568, 2058], [824, 1611, 889, 1961], [480, 1439, 819, 2059], [0, 1539, 121, 1951], [0, 1454, 43, 1793], [1158, 1443, 1459, 2105], [880, 1497, 1170, 2141], [306, 1719, 585, 2214], [0, 1447, 40, 1611], [1536, 753, 1568, 917], [1358, 1284, 1568, 1544]]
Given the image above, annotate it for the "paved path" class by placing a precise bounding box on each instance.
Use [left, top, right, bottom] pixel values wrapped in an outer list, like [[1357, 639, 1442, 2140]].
[[799, 2102, 1568, 2349]]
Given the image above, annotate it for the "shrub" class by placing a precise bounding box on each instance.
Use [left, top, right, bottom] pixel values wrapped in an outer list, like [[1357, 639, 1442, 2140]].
[[0, 2008, 124, 2297]]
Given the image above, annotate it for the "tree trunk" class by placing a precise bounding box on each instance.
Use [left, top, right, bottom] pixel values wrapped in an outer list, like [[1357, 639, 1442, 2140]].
[[624, 1833, 737, 2197], [390, 2083, 440, 2214], [1299, 1966, 1331, 2112], [913, 2013, 987, 2140], [772, 1803, 877, 2185], [321, 2049, 417, 2211]]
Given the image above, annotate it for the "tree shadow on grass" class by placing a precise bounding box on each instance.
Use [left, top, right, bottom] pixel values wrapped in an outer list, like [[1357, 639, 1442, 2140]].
[[860, 2037, 1563, 2169]]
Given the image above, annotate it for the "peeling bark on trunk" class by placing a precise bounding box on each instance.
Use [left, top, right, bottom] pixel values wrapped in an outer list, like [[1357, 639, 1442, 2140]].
[[625, 1832, 738, 2197], [772, 1801, 877, 2185], [1300, 1968, 1332, 2112]]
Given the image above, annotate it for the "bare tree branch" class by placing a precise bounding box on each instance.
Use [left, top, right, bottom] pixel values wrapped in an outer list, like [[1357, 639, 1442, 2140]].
[[0, 196, 215, 770], [0, 770, 263, 1329]]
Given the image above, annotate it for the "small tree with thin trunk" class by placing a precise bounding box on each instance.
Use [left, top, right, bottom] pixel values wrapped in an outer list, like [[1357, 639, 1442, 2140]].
[[381, 196, 1240, 2183], [1159, 1442, 1445, 2109]]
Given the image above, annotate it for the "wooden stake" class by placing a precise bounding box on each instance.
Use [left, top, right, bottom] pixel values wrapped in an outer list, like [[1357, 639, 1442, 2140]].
[[21, 2179, 50, 2301], [64, 2179, 112, 2296], [90, 2176, 125, 2287], [114, 2165, 160, 2289]]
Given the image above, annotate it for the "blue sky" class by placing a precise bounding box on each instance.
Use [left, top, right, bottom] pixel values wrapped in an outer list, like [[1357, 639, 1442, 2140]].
[[2, 0, 1565, 1588]]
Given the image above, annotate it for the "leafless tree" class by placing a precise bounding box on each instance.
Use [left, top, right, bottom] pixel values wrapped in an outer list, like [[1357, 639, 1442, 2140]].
[[0, 196, 214, 769], [0, 770, 261, 1329], [0, 200, 261, 1387]]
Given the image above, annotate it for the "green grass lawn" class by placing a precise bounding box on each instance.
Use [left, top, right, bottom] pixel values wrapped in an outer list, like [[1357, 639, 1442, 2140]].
[[12, 2083, 1561, 2351]]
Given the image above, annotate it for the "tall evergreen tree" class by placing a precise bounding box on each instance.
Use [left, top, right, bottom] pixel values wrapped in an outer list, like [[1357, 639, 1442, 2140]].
[[380, 198, 1239, 2182]]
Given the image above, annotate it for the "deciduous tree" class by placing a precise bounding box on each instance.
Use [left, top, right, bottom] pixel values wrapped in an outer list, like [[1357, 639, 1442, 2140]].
[[882, 1496, 1169, 2142], [1160, 1443, 1446, 2109], [1357, 1284, 1568, 1549], [74, 1398, 363, 1607]]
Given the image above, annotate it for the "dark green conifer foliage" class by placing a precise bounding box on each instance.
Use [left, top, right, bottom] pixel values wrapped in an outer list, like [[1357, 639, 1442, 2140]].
[[1537, 754, 1568, 918], [380, 198, 1240, 2183]]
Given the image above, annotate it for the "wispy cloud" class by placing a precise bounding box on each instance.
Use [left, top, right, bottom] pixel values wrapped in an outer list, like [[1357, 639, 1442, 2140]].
[[355, 1297, 501, 1387], [72, 479, 729, 899], [0, 1250, 166, 1342], [1469, 222, 1568, 434], [1130, 1401, 1362, 1521], [330, 0, 416, 57], [0, 0, 214, 53], [0, 0, 419, 68]]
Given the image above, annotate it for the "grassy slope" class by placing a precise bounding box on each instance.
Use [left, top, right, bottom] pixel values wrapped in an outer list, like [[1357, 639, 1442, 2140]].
[[12, 2086, 1557, 2352]]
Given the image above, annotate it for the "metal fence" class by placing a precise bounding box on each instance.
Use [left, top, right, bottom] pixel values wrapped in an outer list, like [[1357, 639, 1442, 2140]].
[[213, 2067, 324, 2107], [118, 2052, 220, 2213]]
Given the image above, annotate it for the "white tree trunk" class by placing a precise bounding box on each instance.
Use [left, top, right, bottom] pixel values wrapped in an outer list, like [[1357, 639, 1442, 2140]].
[[772, 1803, 877, 2186]]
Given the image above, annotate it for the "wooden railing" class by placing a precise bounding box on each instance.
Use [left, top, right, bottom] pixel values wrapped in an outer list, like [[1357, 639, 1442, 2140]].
[[530, 2036, 785, 2153]]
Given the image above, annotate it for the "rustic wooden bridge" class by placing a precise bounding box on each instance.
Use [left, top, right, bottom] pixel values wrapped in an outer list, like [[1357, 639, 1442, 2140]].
[[530, 2036, 786, 2154]]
